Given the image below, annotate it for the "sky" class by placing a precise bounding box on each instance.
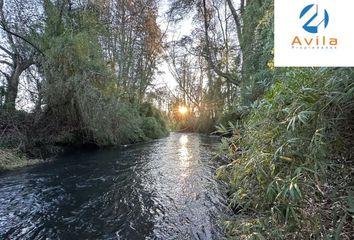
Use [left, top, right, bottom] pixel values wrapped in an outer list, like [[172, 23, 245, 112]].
[[154, 0, 194, 90]]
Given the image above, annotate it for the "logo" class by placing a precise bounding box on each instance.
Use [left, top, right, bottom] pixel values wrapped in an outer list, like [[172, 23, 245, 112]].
[[291, 3, 337, 48], [300, 4, 329, 33], [274, 0, 354, 67]]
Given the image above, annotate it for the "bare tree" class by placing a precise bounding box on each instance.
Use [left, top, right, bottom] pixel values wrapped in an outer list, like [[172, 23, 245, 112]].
[[0, 0, 43, 110]]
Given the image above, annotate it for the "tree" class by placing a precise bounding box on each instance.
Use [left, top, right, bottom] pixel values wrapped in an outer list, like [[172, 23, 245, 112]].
[[167, 0, 245, 86], [100, 0, 163, 103], [0, 0, 41, 110]]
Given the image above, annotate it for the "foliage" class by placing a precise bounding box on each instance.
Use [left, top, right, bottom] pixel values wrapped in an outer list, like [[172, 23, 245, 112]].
[[0, 110, 30, 149], [218, 68, 354, 239], [39, 2, 168, 147], [139, 102, 169, 139], [195, 111, 216, 133], [241, 0, 274, 104], [0, 148, 44, 172], [210, 1, 354, 238], [217, 106, 250, 129], [217, 1, 354, 237], [0, 0, 168, 170]]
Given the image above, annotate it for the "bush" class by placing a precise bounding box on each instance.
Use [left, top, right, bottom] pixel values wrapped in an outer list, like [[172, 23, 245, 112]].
[[41, 19, 168, 146], [78, 88, 145, 145], [218, 68, 354, 239], [0, 149, 44, 172], [139, 102, 169, 139], [196, 111, 216, 133], [217, 106, 250, 128], [0, 110, 31, 150]]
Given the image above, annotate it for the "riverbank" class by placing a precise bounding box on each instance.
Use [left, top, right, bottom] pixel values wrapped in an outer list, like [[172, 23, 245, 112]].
[[0, 149, 47, 172], [0, 135, 172, 173], [0, 102, 169, 173]]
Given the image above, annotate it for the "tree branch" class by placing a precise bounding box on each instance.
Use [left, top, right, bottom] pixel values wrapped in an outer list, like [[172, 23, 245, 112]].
[[201, 0, 239, 85], [0, 45, 13, 57], [225, 0, 243, 44], [0, 25, 44, 56], [0, 60, 13, 68], [21, 57, 34, 71], [225, 0, 244, 71], [0, 69, 10, 79]]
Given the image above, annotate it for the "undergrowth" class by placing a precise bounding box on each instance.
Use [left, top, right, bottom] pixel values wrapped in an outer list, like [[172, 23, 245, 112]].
[[217, 68, 354, 239]]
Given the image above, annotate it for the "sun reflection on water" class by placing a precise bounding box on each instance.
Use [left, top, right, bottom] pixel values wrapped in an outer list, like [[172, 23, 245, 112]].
[[179, 135, 189, 145], [179, 135, 191, 177]]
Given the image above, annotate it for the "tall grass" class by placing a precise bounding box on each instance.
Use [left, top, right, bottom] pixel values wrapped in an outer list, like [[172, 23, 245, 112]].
[[217, 68, 354, 239]]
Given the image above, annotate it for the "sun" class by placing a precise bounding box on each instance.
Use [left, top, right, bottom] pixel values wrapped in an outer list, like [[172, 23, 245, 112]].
[[178, 106, 188, 114]]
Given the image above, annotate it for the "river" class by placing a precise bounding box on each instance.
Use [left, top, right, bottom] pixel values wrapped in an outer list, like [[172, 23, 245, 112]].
[[0, 133, 228, 239]]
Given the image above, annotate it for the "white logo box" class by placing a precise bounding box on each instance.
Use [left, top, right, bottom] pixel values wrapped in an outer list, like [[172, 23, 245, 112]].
[[274, 0, 354, 67]]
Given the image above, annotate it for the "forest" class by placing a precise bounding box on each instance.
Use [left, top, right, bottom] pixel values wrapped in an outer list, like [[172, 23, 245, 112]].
[[0, 0, 353, 239]]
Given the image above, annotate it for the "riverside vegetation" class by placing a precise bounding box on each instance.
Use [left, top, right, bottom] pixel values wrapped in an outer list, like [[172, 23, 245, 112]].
[[0, 0, 353, 239], [0, 0, 168, 171], [215, 1, 354, 239]]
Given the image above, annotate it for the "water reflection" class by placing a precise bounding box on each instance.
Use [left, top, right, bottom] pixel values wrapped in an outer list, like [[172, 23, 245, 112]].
[[0, 133, 227, 239], [179, 135, 191, 172], [179, 135, 189, 145]]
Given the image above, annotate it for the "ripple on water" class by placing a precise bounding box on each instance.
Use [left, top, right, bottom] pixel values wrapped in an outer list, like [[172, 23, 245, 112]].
[[0, 133, 228, 239]]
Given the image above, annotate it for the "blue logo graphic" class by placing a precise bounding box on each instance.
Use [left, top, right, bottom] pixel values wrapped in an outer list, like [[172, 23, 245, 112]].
[[300, 4, 329, 33]]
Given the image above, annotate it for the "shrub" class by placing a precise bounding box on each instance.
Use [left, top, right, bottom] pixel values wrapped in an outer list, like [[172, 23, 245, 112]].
[[139, 102, 169, 139], [218, 68, 354, 239]]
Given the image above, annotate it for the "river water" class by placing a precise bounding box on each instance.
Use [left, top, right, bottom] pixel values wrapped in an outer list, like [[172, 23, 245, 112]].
[[0, 133, 228, 239]]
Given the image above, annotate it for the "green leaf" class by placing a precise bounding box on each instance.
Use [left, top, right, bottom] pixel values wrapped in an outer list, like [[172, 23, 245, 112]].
[[334, 213, 347, 240], [294, 183, 302, 199]]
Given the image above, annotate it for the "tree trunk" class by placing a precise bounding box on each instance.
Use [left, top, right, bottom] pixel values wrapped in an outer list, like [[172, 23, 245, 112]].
[[4, 58, 33, 110], [201, 0, 238, 85], [4, 67, 21, 110], [225, 0, 244, 66]]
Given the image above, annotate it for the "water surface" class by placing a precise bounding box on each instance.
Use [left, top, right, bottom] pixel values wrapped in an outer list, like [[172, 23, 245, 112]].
[[0, 133, 227, 239]]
